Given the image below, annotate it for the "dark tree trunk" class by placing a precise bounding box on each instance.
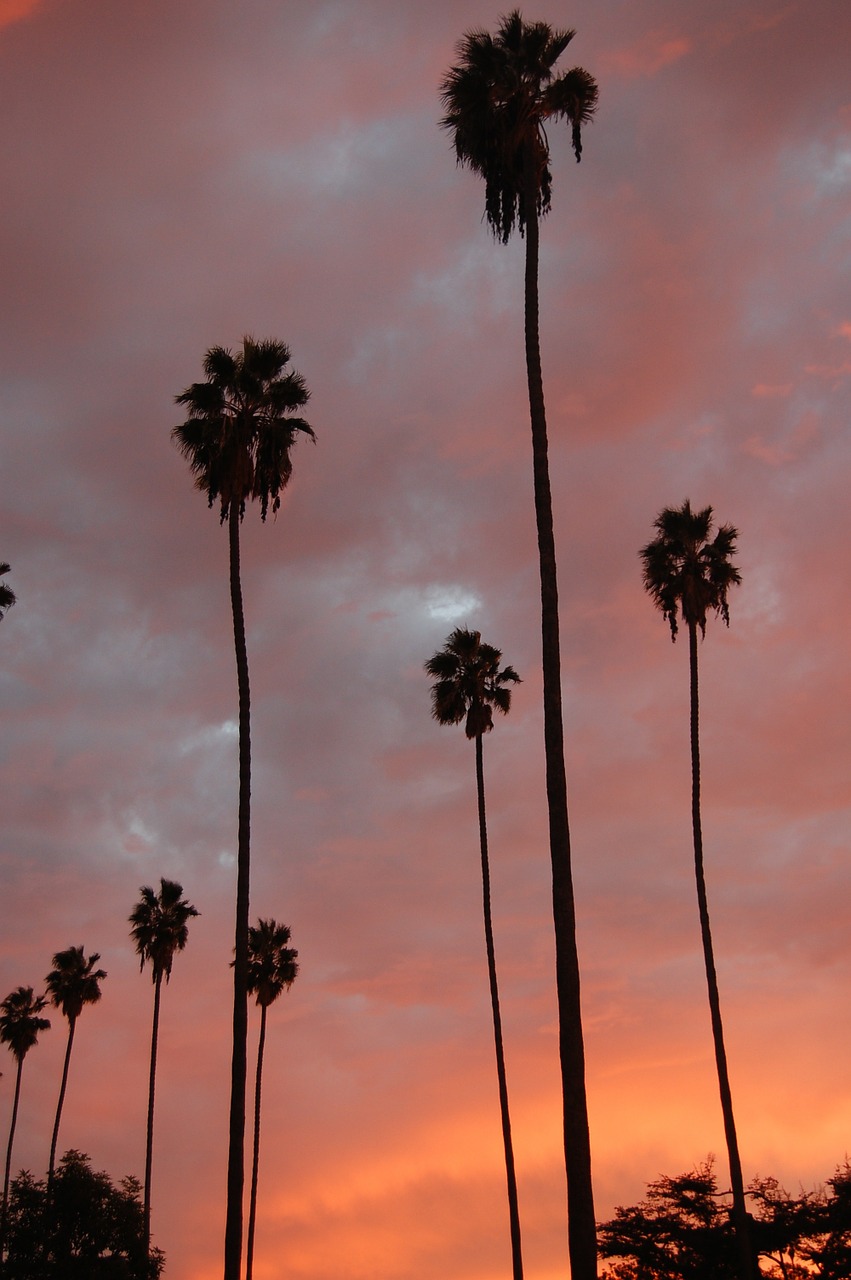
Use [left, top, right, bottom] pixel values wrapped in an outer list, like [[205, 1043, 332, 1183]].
[[224, 503, 252, 1280], [475, 732, 524, 1280], [688, 622, 755, 1280], [143, 971, 162, 1253], [1, 1056, 24, 1259], [49, 1017, 76, 1186], [523, 156, 597, 1280], [245, 1002, 268, 1280]]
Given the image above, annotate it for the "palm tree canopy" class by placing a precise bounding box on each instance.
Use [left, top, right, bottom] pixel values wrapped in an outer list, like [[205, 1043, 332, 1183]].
[[0, 987, 50, 1063], [640, 499, 742, 641], [172, 335, 314, 523], [45, 948, 107, 1023], [439, 9, 598, 243], [425, 627, 521, 739], [0, 562, 15, 618], [130, 878, 200, 984], [246, 919, 299, 1010]]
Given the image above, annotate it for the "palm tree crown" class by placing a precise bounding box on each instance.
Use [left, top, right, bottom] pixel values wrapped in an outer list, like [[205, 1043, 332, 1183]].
[[172, 335, 314, 523], [130, 879, 199, 984], [247, 920, 299, 1009], [440, 9, 598, 243], [0, 563, 15, 619], [0, 988, 50, 1063], [425, 627, 520, 739], [46, 948, 107, 1023], [640, 499, 741, 641]]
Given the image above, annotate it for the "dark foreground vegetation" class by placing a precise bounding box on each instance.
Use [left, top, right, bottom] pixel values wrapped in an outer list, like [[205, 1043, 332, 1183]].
[[2, 1150, 163, 1279], [598, 1160, 851, 1279]]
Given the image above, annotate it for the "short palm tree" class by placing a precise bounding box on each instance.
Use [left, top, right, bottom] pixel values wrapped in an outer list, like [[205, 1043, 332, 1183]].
[[425, 627, 524, 1280], [440, 17, 599, 1277], [1, 986, 50, 1256], [244, 918, 298, 1280], [45, 947, 106, 1183], [173, 336, 313, 1280], [129, 878, 199, 1252], [640, 499, 753, 1280], [0, 563, 15, 618]]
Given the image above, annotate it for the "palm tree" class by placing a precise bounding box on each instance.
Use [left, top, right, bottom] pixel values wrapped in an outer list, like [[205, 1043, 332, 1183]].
[[172, 336, 313, 1280], [0, 563, 15, 618], [244, 918, 298, 1280], [639, 499, 753, 1280], [45, 947, 106, 1183], [425, 627, 524, 1280], [1, 987, 50, 1257], [129, 878, 199, 1252], [440, 16, 599, 1277]]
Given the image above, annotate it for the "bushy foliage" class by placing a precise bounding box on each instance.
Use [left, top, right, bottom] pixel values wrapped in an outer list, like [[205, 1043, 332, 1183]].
[[599, 1159, 851, 1279], [2, 1151, 164, 1279]]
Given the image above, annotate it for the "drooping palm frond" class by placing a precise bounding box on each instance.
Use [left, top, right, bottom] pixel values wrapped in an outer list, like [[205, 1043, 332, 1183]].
[[130, 879, 199, 984], [0, 563, 15, 618], [640, 499, 742, 640], [0, 988, 50, 1063], [440, 10, 598, 243], [246, 919, 298, 1010], [45, 948, 107, 1022], [173, 336, 314, 522], [425, 627, 520, 739]]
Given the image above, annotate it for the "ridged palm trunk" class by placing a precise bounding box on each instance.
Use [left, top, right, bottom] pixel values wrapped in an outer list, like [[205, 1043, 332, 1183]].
[[475, 732, 524, 1280], [224, 502, 252, 1280], [143, 972, 163, 1252], [523, 157, 597, 1280], [48, 1017, 76, 1186], [1, 1057, 25, 1257], [687, 622, 755, 1280], [245, 1002, 268, 1280]]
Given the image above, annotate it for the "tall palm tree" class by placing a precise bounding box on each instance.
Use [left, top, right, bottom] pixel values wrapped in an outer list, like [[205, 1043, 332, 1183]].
[[129, 878, 199, 1252], [425, 627, 524, 1280], [45, 946, 106, 1183], [1, 987, 50, 1257], [0, 563, 15, 618], [639, 499, 753, 1280], [244, 918, 298, 1280], [440, 16, 599, 1278], [172, 335, 313, 1280]]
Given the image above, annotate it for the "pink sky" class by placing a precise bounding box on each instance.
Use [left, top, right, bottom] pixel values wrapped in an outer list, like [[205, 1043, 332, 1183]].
[[1, 1, 849, 1277]]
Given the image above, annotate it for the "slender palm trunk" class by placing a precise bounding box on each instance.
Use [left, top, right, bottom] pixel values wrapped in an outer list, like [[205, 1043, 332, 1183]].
[[475, 733, 524, 1280], [224, 503, 252, 1280], [523, 160, 597, 1279], [245, 1002, 268, 1280], [143, 972, 163, 1253], [688, 622, 755, 1280], [48, 1017, 76, 1185], [1, 1057, 24, 1259]]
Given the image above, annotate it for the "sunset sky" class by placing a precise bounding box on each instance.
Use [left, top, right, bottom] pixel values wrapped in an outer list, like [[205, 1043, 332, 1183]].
[[1, 1, 850, 1277]]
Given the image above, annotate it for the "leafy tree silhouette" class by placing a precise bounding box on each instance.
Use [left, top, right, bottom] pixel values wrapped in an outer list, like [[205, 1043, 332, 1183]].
[[440, 18, 599, 1275], [244, 919, 298, 1280], [425, 627, 524, 1279], [1, 987, 50, 1259], [129, 878, 199, 1252], [173, 336, 313, 1280], [640, 500, 751, 1279]]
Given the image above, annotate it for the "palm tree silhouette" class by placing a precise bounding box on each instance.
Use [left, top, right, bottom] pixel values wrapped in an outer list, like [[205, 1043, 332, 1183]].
[[425, 627, 524, 1280], [129, 878, 199, 1252], [244, 918, 298, 1280], [440, 16, 599, 1277], [640, 499, 753, 1280], [45, 947, 106, 1184], [172, 336, 313, 1280], [1, 986, 50, 1257], [0, 563, 15, 618]]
